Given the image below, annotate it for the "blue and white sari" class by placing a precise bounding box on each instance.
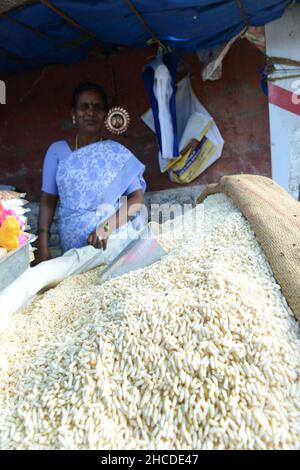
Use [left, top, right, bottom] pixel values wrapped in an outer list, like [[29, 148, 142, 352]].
[[56, 140, 146, 253]]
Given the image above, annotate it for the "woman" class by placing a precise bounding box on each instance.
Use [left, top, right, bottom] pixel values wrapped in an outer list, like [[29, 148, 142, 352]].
[[35, 81, 146, 265]]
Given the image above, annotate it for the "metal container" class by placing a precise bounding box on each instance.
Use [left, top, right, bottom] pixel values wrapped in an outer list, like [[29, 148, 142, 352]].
[[0, 235, 36, 291]]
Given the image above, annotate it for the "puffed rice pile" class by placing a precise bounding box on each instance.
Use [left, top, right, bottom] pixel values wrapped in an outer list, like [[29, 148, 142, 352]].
[[0, 194, 299, 449]]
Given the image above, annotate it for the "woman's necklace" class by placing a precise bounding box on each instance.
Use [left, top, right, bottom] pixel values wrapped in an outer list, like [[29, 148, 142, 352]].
[[75, 135, 103, 150]]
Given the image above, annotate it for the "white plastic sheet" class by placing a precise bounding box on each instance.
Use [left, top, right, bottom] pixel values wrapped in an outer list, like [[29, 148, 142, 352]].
[[142, 75, 224, 177], [197, 31, 243, 81], [0, 228, 137, 332], [153, 64, 174, 161]]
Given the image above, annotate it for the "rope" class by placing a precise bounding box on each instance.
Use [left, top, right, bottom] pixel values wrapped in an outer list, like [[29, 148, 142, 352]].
[[267, 56, 300, 67]]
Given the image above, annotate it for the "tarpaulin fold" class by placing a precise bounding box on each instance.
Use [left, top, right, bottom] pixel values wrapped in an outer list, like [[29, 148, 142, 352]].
[[0, 0, 297, 73]]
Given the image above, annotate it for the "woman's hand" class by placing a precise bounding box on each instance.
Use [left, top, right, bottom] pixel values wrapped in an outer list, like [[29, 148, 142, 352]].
[[87, 223, 110, 250], [31, 248, 52, 266]]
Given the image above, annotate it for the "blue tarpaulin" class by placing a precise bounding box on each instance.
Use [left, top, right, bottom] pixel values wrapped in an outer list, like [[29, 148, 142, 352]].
[[0, 0, 297, 74]]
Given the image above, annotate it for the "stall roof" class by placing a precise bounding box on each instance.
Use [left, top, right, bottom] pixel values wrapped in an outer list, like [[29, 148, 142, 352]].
[[0, 0, 297, 74]]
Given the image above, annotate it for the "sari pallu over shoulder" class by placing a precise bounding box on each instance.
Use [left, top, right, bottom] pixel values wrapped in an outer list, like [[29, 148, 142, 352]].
[[56, 140, 146, 253]]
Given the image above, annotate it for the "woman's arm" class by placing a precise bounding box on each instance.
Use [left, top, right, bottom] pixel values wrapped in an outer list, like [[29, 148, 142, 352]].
[[111, 189, 144, 232], [33, 142, 60, 265], [87, 189, 144, 250], [33, 191, 58, 265]]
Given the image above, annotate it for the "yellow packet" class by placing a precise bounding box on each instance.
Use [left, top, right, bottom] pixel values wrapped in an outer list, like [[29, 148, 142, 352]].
[[0, 215, 22, 251], [169, 121, 216, 183]]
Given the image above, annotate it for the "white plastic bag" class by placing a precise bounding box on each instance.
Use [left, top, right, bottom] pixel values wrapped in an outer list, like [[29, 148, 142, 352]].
[[142, 76, 224, 181], [0, 226, 138, 332]]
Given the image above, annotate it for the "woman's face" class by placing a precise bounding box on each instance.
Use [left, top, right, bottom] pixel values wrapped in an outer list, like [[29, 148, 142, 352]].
[[73, 90, 106, 135]]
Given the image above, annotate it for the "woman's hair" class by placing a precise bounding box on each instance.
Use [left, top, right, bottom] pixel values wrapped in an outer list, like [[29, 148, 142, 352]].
[[71, 81, 109, 112]]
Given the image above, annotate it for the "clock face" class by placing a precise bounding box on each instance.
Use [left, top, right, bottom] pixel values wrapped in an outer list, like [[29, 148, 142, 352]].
[[105, 107, 131, 135]]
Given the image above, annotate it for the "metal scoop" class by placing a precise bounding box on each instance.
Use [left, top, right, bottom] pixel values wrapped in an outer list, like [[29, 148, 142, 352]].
[[99, 224, 167, 283]]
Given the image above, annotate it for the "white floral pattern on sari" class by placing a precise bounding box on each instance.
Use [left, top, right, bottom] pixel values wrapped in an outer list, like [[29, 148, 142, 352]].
[[56, 140, 146, 252]]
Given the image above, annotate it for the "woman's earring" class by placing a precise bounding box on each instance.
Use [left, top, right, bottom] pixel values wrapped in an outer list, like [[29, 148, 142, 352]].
[[72, 115, 76, 126]]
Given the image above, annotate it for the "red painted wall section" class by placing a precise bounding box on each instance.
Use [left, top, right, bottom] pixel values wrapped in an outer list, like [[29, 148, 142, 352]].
[[0, 39, 270, 201]]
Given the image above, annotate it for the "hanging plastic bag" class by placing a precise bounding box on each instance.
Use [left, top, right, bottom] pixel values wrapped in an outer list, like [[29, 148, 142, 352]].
[[197, 30, 244, 82], [0, 205, 28, 251], [142, 76, 224, 183], [142, 49, 180, 172], [168, 112, 217, 183], [0, 215, 22, 251]]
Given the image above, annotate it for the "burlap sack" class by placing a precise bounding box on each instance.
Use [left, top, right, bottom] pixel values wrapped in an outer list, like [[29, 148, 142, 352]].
[[197, 175, 300, 322]]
